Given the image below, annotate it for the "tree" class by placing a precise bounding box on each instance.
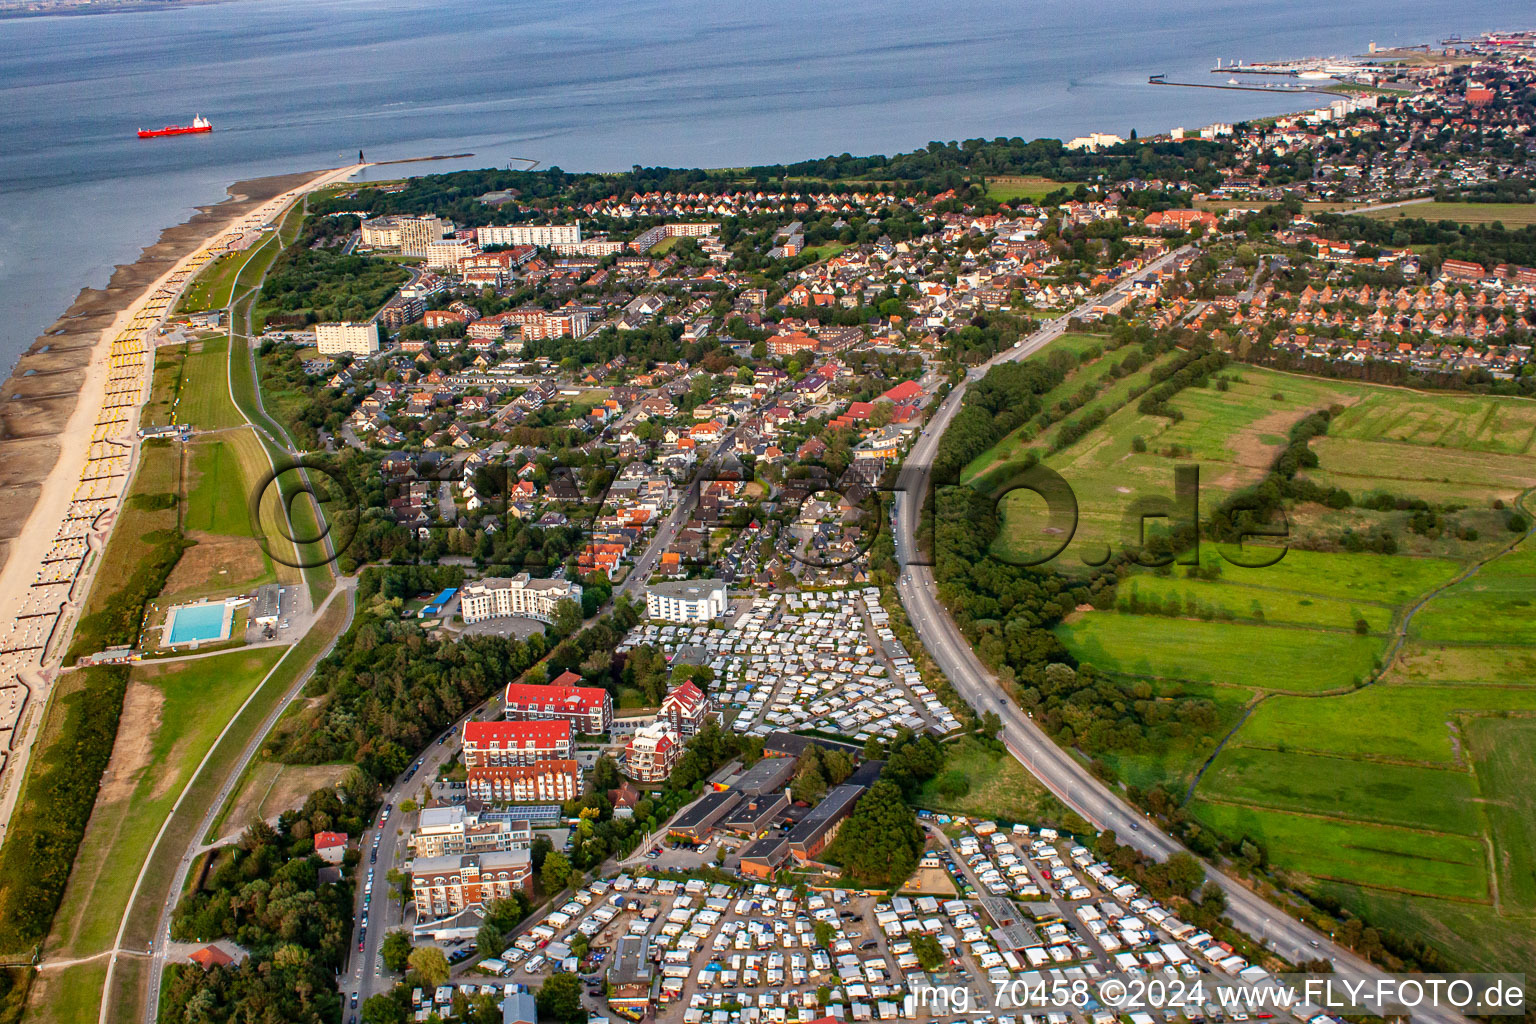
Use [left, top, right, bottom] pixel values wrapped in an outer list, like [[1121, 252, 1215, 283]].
[[814, 920, 836, 948], [824, 778, 923, 887], [380, 929, 413, 972], [408, 945, 450, 988], [1163, 852, 1205, 897], [537, 972, 584, 1024], [1199, 880, 1228, 917], [363, 992, 408, 1024], [477, 922, 505, 958], [591, 754, 621, 792], [552, 598, 584, 637], [912, 932, 945, 970], [541, 850, 573, 894]]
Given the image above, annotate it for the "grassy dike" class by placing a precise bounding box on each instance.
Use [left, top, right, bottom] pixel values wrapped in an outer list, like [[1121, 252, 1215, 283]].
[[0, 201, 329, 1022]]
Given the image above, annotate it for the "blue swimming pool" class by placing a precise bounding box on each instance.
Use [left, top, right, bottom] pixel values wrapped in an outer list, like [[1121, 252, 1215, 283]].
[[167, 602, 229, 644]]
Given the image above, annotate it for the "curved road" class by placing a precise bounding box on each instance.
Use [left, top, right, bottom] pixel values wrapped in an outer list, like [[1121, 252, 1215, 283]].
[[891, 244, 1469, 1024]]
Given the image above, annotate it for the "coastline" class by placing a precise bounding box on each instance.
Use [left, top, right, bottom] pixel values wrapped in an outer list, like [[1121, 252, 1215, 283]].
[[0, 163, 361, 845]]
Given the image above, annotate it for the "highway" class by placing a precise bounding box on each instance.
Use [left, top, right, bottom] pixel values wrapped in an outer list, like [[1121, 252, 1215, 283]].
[[890, 244, 1469, 1024]]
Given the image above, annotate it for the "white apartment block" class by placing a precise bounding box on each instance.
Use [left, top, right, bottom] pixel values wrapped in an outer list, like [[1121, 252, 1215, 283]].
[[408, 806, 532, 858], [478, 223, 582, 248], [460, 573, 582, 625], [645, 579, 728, 623], [315, 320, 380, 356], [360, 217, 402, 249], [422, 239, 478, 270]]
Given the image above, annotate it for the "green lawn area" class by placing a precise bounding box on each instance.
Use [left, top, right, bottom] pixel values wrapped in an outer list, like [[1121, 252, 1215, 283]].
[[1056, 612, 1384, 692], [910, 737, 1077, 829], [24, 958, 109, 1024], [1325, 387, 1536, 455], [1116, 570, 1396, 633], [1196, 745, 1481, 834], [1190, 799, 1490, 901], [185, 437, 258, 538], [799, 242, 849, 262], [171, 335, 243, 430], [1411, 574, 1536, 644], [1391, 642, 1536, 684], [1237, 684, 1536, 766], [992, 366, 1364, 563], [80, 441, 181, 623], [1466, 716, 1536, 910], [984, 175, 1063, 203], [1360, 202, 1536, 227], [176, 251, 246, 314], [46, 646, 286, 958], [1204, 548, 1463, 606]]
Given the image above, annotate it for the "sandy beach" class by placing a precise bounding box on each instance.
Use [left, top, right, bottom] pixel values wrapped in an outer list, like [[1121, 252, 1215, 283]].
[[0, 162, 362, 844]]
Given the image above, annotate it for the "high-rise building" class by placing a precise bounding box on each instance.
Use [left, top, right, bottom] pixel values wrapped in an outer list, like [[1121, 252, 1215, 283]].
[[478, 223, 582, 248], [398, 215, 446, 258], [645, 579, 728, 623], [315, 321, 380, 356], [623, 722, 681, 783]]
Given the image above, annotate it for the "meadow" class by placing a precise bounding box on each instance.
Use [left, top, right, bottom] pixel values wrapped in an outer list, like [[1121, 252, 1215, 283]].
[[1189, 799, 1489, 902], [1359, 201, 1536, 227], [984, 175, 1063, 203], [990, 366, 1367, 564], [1057, 612, 1383, 692], [999, 354, 1536, 966]]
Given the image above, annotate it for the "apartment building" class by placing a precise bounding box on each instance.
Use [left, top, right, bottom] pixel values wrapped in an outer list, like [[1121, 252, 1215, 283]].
[[623, 722, 681, 783], [658, 680, 712, 738], [408, 806, 532, 858], [467, 760, 583, 804], [315, 321, 380, 356], [461, 720, 573, 767], [410, 849, 531, 920], [645, 579, 728, 623], [359, 216, 402, 249], [398, 215, 447, 258], [478, 223, 582, 247], [422, 239, 478, 270], [459, 573, 582, 625], [504, 676, 612, 734]]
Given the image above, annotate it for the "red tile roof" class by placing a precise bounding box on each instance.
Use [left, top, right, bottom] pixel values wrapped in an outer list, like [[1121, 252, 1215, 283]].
[[463, 720, 572, 747]]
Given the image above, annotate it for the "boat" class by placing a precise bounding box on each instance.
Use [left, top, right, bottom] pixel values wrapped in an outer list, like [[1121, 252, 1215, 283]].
[[138, 115, 212, 138]]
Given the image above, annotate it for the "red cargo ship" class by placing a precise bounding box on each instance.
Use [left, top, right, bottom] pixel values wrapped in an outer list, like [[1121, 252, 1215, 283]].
[[138, 115, 212, 138]]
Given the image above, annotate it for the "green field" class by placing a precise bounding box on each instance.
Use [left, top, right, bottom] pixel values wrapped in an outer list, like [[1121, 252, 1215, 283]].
[[176, 251, 246, 313], [46, 646, 286, 958], [1411, 574, 1536, 644], [976, 355, 1536, 964], [1466, 717, 1536, 910], [1196, 746, 1481, 834], [984, 175, 1063, 203], [1237, 684, 1536, 766], [1360, 201, 1536, 227], [992, 366, 1366, 563], [1058, 612, 1383, 692], [1116, 572, 1396, 633], [170, 336, 244, 430], [1190, 799, 1490, 901]]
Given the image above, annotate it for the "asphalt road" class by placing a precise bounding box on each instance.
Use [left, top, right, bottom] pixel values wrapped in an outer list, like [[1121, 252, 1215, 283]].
[[890, 245, 1470, 1024]]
